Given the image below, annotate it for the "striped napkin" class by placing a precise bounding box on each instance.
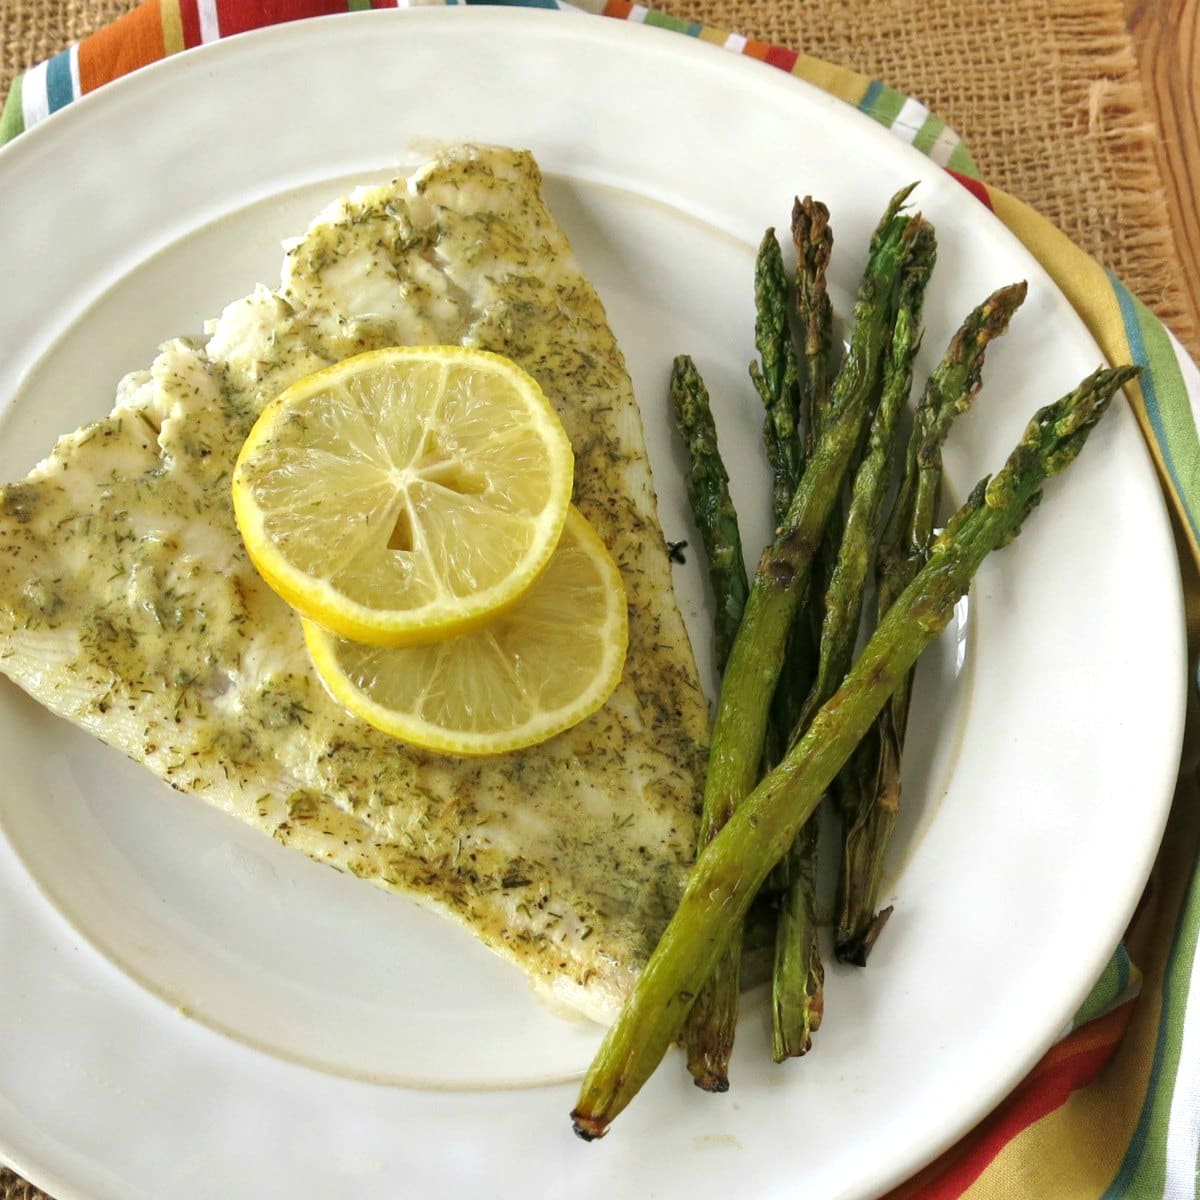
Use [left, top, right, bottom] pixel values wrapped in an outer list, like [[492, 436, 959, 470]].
[[5, 3, 1200, 1197]]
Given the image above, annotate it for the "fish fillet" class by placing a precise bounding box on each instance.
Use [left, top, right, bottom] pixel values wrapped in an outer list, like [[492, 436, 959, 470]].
[[0, 144, 708, 1022]]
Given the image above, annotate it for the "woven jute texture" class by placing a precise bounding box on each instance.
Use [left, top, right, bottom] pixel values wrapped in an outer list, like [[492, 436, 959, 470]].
[[0, 1175, 43, 1200], [0, 2, 1192, 1198]]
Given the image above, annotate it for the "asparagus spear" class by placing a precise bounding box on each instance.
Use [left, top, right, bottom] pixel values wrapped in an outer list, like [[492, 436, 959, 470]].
[[771, 222, 938, 1060], [835, 280, 1028, 964], [794, 197, 835, 446], [762, 201, 835, 771], [750, 231, 803, 527], [741, 217, 835, 1069], [759, 198, 841, 1060], [880, 281, 1030, 614], [684, 231, 805, 1089], [795, 226, 937, 738], [669, 354, 752, 1080], [681, 187, 919, 1091], [670, 356, 751, 672], [572, 364, 1137, 1139], [793, 196, 840, 650]]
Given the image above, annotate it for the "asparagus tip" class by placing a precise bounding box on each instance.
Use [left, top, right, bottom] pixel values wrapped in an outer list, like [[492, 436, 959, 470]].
[[791, 194, 832, 249], [891, 180, 920, 208], [1108, 362, 1142, 390], [1001, 279, 1029, 304], [969, 279, 1028, 350]]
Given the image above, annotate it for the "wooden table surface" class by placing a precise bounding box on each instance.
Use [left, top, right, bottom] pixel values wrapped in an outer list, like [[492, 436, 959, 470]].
[[1125, 0, 1200, 343]]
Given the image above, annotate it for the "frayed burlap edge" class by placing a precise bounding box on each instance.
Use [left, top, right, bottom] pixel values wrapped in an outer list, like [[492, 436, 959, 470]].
[[1072, 25, 1198, 350]]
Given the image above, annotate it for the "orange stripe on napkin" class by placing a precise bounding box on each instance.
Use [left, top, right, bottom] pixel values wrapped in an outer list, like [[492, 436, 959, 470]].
[[77, 1, 168, 93]]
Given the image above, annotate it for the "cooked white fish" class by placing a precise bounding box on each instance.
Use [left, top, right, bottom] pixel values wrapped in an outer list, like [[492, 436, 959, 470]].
[[0, 144, 708, 1022]]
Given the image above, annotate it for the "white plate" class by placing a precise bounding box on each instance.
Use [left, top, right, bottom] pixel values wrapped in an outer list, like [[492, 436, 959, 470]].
[[0, 9, 1186, 1199]]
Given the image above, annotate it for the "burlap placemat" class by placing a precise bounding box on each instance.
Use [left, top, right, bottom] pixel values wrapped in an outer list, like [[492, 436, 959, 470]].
[[0, 2, 1193, 1198]]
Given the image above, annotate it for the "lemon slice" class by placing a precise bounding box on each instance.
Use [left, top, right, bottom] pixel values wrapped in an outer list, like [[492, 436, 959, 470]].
[[232, 346, 573, 646], [303, 507, 628, 756]]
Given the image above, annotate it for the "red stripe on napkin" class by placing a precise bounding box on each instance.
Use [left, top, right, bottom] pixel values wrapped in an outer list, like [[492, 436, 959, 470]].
[[948, 169, 994, 211], [178, 0, 203, 49], [216, 0, 354, 36]]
